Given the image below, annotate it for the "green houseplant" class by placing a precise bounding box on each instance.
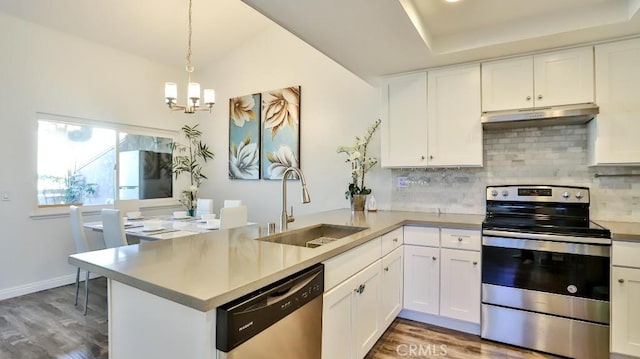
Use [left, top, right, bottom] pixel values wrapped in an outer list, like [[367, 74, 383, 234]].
[[337, 119, 381, 211], [170, 124, 214, 215]]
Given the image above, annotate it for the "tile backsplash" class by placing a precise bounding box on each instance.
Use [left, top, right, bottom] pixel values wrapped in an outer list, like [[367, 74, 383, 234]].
[[391, 124, 640, 222]]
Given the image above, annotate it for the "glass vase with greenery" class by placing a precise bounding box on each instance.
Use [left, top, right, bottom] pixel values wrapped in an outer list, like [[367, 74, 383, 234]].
[[170, 124, 214, 213]]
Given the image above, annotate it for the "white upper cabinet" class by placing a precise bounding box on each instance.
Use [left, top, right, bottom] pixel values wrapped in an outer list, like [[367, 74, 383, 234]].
[[427, 64, 483, 167], [381, 64, 482, 168], [589, 38, 640, 165], [533, 47, 594, 107], [482, 46, 594, 111], [481, 56, 533, 111], [380, 72, 428, 167]]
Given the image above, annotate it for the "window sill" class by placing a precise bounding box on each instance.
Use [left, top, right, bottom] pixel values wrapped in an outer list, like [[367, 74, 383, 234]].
[[30, 199, 182, 220]]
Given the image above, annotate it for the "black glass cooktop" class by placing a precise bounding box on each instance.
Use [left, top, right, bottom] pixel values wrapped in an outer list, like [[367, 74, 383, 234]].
[[483, 199, 611, 238], [482, 216, 611, 238]]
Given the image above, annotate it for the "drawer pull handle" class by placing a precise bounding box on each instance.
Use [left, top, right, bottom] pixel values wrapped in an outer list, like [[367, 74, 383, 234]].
[[473, 261, 478, 265], [384, 267, 389, 272], [393, 238, 398, 242], [619, 279, 625, 283], [458, 237, 463, 242], [432, 256, 437, 261]]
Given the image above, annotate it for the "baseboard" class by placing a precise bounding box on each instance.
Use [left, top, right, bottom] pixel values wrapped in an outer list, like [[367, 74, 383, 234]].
[[398, 309, 481, 335], [0, 271, 102, 301]]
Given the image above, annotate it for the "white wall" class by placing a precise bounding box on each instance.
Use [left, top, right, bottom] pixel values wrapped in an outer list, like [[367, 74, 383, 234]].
[[197, 24, 390, 225], [0, 13, 187, 298]]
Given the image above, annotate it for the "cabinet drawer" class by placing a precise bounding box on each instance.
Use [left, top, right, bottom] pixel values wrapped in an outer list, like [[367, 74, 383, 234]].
[[613, 240, 640, 268], [404, 226, 439, 246], [323, 237, 382, 290], [440, 228, 480, 251], [381, 228, 404, 255]]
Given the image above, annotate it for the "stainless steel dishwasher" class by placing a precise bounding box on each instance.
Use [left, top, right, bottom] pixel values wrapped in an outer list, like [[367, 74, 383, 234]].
[[216, 264, 324, 359]]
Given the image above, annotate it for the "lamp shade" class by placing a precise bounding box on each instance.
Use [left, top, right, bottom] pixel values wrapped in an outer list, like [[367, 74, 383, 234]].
[[164, 82, 178, 99], [203, 89, 215, 104], [188, 82, 200, 100]]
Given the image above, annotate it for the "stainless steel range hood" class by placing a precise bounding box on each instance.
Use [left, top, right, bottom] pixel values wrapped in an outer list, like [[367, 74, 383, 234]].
[[481, 103, 599, 129]]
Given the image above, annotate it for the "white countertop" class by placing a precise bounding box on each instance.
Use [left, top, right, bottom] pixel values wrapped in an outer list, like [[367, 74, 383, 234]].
[[70, 208, 640, 312], [69, 209, 484, 311]]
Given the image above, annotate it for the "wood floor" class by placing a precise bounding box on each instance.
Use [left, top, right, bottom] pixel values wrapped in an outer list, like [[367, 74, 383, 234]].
[[366, 318, 560, 359], [0, 278, 560, 359], [0, 277, 108, 359]]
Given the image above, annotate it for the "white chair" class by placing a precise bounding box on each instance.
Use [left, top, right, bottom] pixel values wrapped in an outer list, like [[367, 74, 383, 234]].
[[223, 199, 243, 208], [219, 205, 248, 229], [101, 209, 129, 248], [69, 205, 91, 315], [195, 198, 214, 217]]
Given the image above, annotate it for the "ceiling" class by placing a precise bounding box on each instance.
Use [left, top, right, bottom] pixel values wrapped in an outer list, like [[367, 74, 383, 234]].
[[0, 0, 272, 71], [1, 0, 640, 83], [242, 0, 640, 81]]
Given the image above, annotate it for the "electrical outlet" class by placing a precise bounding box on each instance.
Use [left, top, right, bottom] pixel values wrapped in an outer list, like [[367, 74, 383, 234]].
[[1, 191, 9, 201], [397, 177, 409, 188]]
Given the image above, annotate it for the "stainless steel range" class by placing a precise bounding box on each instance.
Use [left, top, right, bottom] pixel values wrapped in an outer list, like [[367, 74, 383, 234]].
[[481, 185, 611, 359]]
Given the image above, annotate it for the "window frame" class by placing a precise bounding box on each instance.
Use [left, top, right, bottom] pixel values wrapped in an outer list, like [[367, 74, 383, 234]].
[[34, 113, 179, 216]]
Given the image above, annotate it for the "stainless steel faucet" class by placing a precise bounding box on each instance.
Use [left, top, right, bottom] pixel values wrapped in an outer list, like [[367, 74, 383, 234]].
[[280, 167, 311, 231]]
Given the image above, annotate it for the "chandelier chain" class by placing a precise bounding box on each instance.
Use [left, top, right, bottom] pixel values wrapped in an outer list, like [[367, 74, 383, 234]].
[[186, 0, 193, 73]]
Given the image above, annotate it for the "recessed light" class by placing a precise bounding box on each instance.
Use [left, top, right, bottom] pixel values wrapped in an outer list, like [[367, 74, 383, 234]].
[[445, 0, 461, 3]]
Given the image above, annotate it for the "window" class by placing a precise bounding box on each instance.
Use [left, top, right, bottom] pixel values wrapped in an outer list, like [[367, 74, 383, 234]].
[[37, 115, 174, 207]]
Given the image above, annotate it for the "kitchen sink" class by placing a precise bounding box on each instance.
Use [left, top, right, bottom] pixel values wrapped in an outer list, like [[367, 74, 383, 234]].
[[256, 224, 367, 248]]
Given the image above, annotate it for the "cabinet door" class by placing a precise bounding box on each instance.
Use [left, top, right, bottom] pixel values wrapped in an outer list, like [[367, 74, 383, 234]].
[[427, 64, 482, 167], [533, 46, 594, 107], [481, 56, 533, 111], [611, 266, 640, 356], [322, 275, 357, 359], [380, 247, 403, 330], [353, 261, 382, 359], [440, 248, 480, 324], [403, 245, 440, 315], [590, 38, 640, 165], [380, 72, 429, 167]]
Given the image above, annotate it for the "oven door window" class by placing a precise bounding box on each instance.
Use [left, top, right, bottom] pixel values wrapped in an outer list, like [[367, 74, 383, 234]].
[[482, 245, 609, 300]]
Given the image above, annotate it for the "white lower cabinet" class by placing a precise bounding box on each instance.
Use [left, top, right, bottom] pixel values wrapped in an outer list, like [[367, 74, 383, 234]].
[[322, 229, 403, 359], [611, 240, 640, 357], [404, 245, 440, 314], [380, 246, 404, 329], [402, 226, 481, 326], [322, 260, 381, 359], [439, 248, 481, 323]]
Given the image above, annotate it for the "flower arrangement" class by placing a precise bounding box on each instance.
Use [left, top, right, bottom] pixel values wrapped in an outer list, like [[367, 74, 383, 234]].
[[171, 124, 214, 212], [337, 119, 382, 199], [179, 185, 199, 212]]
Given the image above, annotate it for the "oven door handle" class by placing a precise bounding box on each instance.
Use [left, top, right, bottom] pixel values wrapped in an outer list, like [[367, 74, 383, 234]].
[[482, 236, 610, 257], [481, 229, 611, 245]]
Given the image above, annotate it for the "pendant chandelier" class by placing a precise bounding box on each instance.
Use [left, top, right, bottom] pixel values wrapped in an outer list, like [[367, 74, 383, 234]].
[[164, 0, 215, 113]]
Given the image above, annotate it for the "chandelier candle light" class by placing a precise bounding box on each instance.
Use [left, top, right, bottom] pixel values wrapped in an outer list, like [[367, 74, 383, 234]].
[[164, 0, 215, 113]]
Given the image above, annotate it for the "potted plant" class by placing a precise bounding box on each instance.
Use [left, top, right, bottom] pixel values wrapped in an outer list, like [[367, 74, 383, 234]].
[[337, 119, 381, 211], [170, 124, 214, 216]]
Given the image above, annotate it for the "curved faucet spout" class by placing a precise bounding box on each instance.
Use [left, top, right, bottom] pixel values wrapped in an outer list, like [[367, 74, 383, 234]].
[[281, 167, 311, 231]]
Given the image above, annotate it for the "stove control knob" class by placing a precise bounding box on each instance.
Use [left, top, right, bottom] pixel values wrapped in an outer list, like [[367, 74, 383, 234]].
[[562, 191, 570, 199], [575, 192, 584, 199], [501, 190, 509, 197], [491, 190, 498, 197]]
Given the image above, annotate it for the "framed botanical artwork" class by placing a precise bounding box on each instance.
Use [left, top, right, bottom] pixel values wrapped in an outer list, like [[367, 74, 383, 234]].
[[229, 93, 261, 180], [260, 86, 301, 180]]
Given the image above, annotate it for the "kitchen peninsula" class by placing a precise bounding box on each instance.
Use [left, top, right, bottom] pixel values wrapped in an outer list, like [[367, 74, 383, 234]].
[[69, 209, 483, 358], [69, 209, 640, 358]]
